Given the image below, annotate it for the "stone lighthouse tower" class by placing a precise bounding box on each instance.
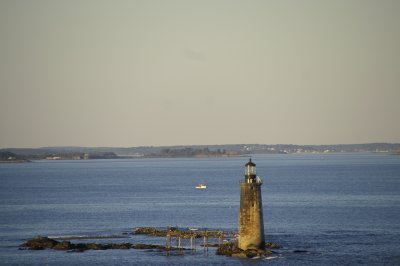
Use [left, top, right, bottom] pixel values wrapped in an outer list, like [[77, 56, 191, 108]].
[[238, 159, 265, 250]]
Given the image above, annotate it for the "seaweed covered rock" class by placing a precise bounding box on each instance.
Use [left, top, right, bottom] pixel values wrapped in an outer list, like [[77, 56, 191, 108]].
[[20, 236, 58, 250], [134, 227, 169, 237], [216, 242, 244, 256], [216, 242, 275, 258], [111, 243, 132, 249], [54, 241, 73, 250], [266, 242, 282, 249], [20, 236, 184, 252], [132, 244, 166, 250]]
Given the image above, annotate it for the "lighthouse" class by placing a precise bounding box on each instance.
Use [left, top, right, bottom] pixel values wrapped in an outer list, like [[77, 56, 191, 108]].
[[238, 159, 265, 250]]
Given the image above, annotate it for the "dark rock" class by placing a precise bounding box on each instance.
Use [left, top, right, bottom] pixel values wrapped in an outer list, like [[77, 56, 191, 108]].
[[20, 236, 184, 252], [293, 250, 310, 253], [111, 243, 132, 249], [54, 241, 73, 250], [132, 244, 169, 250], [266, 242, 282, 249], [134, 227, 167, 237], [216, 242, 244, 256], [245, 249, 258, 258], [84, 243, 104, 250], [28, 247, 45, 250], [216, 242, 274, 258], [74, 243, 89, 250], [20, 236, 58, 249]]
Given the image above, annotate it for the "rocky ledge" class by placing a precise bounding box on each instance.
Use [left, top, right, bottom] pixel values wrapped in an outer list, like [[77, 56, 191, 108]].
[[216, 242, 281, 258], [19, 236, 183, 252], [20, 235, 282, 259]]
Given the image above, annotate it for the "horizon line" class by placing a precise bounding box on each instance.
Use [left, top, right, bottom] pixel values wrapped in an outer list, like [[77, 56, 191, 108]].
[[1, 142, 400, 150]]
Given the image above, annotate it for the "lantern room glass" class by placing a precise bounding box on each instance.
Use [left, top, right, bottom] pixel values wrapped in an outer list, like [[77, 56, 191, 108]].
[[245, 165, 256, 176]]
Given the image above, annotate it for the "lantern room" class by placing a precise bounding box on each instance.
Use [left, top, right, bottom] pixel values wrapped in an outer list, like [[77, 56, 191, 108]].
[[244, 158, 256, 181]]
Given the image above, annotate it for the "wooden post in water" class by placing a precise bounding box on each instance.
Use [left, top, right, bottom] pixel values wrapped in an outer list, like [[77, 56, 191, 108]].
[[193, 234, 196, 253], [203, 230, 208, 255], [166, 233, 171, 249], [165, 232, 171, 256], [178, 236, 182, 249]]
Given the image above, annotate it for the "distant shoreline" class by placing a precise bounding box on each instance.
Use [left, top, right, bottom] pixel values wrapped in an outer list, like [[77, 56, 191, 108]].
[[1, 152, 398, 163], [1, 143, 399, 162], [0, 159, 30, 163]]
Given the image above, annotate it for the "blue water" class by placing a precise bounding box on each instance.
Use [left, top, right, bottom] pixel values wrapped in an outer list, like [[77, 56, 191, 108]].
[[0, 154, 399, 265]]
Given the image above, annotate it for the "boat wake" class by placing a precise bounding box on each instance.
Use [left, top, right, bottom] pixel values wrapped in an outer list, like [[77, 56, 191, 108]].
[[264, 255, 283, 260]]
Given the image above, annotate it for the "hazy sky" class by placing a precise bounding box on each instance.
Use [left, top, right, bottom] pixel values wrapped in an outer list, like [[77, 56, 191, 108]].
[[1, 0, 399, 148]]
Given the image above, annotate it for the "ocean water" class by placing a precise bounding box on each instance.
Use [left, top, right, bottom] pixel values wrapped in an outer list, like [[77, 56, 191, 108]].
[[0, 153, 399, 265]]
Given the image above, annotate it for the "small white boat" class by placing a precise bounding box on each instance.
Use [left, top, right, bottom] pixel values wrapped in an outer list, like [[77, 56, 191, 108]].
[[195, 183, 207, 189]]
